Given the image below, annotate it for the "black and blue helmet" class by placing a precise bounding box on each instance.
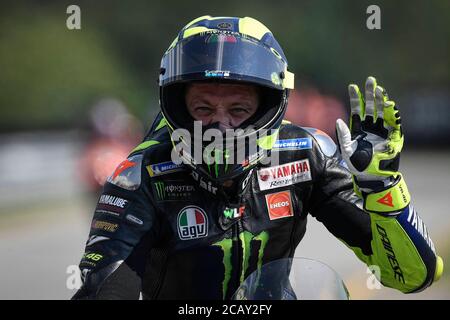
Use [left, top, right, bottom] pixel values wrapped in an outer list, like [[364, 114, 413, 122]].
[[159, 16, 295, 183]]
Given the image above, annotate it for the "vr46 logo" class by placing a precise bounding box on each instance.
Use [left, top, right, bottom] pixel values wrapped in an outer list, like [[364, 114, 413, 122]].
[[82, 252, 103, 262], [213, 231, 269, 299]]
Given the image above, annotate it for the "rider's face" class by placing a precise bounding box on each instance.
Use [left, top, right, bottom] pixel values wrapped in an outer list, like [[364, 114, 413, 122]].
[[185, 83, 259, 130]]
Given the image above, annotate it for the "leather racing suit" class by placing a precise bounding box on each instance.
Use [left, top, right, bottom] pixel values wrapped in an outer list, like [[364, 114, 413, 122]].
[[72, 112, 439, 300]]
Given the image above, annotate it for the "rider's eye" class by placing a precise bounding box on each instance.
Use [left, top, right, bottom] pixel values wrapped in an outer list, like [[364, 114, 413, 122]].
[[195, 106, 212, 113], [231, 106, 250, 114]]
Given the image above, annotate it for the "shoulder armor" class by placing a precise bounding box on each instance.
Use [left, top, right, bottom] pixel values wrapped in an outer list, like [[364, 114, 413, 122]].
[[107, 154, 143, 190], [304, 127, 337, 157], [274, 122, 313, 151]]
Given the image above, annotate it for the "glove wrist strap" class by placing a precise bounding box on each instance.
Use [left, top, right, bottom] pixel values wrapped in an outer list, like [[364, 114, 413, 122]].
[[362, 173, 411, 215]]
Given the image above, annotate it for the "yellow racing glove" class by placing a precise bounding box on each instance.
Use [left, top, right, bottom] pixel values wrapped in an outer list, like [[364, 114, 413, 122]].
[[336, 76, 410, 215]]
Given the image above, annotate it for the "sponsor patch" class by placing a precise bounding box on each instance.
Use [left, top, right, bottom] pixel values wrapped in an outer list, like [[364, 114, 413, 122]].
[[152, 180, 195, 201], [272, 138, 312, 151], [377, 191, 394, 207], [146, 161, 184, 177], [217, 22, 232, 30], [126, 214, 143, 226], [265, 191, 294, 220], [376, 224, 405, 284], [257, 159, 312, 191], [223, 206, 245, 219], [191, 171, 218, 194], [82, 252, 104, 262], [80, 252, 104, 269], [91, 220, 119, 233], [205, 70, 230, 77], [405, 205, 436, 253], [177, 206, 208, 240], [95, 194, 129, 216]]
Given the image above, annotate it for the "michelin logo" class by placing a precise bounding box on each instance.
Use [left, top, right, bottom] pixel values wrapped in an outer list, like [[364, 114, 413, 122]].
[[273, 138, 312, 151], [147, 161, 184, 177]]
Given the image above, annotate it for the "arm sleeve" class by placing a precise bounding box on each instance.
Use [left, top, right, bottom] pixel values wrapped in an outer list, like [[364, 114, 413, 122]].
[[72, 152, 160, 299], [307, 131, 442, 293]]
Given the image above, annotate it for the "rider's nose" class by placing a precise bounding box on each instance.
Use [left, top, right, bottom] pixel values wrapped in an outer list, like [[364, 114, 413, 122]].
[[210, 109, 232, 131]]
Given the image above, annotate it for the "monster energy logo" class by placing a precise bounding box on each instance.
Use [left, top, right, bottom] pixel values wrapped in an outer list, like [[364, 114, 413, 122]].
[[205, 148, 231, 178], [154, 181, 165, 200], [212, 231, 269, 299], [153, 181, 195, 201]]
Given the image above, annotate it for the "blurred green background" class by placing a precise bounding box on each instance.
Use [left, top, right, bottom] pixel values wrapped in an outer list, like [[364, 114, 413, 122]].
[[1, 0, 449, 138], [0, 0, 449, 299]]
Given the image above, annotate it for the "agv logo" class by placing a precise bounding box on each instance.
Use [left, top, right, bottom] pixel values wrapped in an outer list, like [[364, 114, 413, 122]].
[[177, 206, 208, 240]]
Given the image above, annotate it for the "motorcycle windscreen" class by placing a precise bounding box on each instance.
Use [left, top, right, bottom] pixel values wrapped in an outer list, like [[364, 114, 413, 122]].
[[232, 257, 350, 300], [159, 32, 290, 90]]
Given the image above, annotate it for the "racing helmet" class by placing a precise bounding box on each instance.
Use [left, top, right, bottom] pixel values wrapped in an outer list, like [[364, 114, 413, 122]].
[[159, 16, 295, 183]]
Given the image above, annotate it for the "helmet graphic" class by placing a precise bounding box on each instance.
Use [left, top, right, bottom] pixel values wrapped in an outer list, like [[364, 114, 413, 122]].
[[159, 15, 295, 183]]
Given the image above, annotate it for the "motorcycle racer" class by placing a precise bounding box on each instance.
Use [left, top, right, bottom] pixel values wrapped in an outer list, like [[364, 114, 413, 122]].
[[72, 16, 443, 300]]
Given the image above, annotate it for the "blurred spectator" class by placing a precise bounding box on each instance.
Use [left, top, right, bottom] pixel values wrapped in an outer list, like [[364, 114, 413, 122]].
[[78, 98, 143, 194], [286, 87, 347, 141]]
